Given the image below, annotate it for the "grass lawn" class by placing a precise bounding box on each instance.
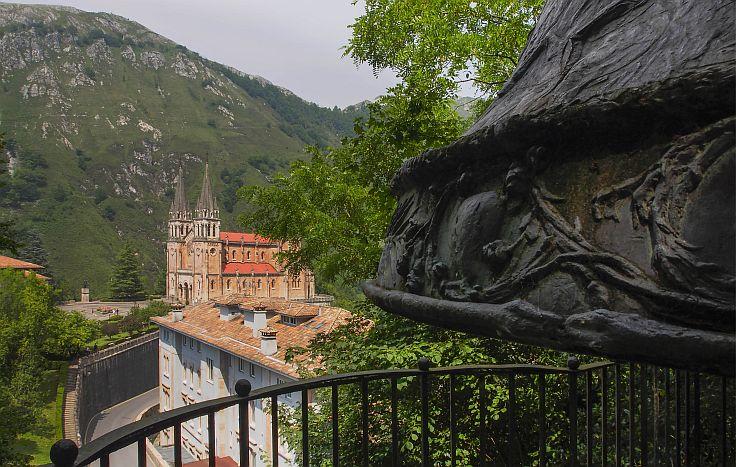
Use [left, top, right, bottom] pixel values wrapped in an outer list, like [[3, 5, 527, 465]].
[[13, 361, 67, 465]]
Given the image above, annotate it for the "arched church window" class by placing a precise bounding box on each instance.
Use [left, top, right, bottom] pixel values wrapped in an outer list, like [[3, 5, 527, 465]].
[[271, 279, 275, 288], [247, 251, 251, 260], [210, 279, 215, 290], [260, 251, 264, 261], [257, 279, 262, 289], [226, 279, 231, 290]]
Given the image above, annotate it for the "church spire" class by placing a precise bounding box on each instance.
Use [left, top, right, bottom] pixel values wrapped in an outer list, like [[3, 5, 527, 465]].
[[195, 162, 219, 218], [170, 166, 189, 219]]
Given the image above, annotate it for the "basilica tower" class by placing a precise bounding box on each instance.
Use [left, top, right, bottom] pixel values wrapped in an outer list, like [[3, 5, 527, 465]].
[[167, 167, 193, 302], [192, 162, 222, 302]]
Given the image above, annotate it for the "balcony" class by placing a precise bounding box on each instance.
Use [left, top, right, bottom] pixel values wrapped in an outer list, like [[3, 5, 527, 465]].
[[49, 358, 732, 466]]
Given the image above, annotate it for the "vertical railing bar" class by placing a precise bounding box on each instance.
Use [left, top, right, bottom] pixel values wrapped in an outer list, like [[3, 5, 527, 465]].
[[450, 374, 457, 467], [238, 401, 248, 467], [615, 364, 622, 467], [572, 370, 579, 466], [721, 376, 727, 467], [361, 377, 369, 467], [508, 372, 517, 465], [420, 369, 430, 467], [174, 422, 182, 467], [138, 437, 147, 467], [479, 372, 487, 467], [693, 373, 701, 465], [271, 395, 279, 467], [685, 372, 690, 466], [653, 366, 659, 467], [601, 367, 608, 467], [628, 363, 634, 467], [302, 389, 310, 467], [676, 370, 682, 467], [665, 368, 670, 467], [586, 370, 593, 466], [640, 364, 648, 466], [208, 412, 216, 467], [539, 372, 547, 467], [331, 383, 339, 467], [391, 377, 399, 466]]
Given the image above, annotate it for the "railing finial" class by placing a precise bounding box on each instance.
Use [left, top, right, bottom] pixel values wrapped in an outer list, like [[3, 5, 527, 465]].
[[50, 439, 78, 467], [417, 356, 431, 372], [567, 355, 580, 371], [235, 378, 252, 397]]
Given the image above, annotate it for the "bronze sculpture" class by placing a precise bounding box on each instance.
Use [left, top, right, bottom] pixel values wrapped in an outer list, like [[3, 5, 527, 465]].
[[364, 0, 735, 375]]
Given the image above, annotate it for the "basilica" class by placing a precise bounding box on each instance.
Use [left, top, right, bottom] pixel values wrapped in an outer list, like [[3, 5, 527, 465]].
[[166, 163, 314, 304]]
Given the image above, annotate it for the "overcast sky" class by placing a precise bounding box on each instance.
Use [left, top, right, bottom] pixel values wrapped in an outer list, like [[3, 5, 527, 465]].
[[8, 0, 397, 108]]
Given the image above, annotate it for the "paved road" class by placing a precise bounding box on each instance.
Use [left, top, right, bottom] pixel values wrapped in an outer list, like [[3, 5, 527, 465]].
[[87, 388, 159, 466]]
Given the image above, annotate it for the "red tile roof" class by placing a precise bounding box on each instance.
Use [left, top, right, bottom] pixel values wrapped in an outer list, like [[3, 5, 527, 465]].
[[219, 232, 275, 244], [222, 262, 278, 275], [214, 295, 320, 318], [0, 255, 43, 269], [152, 296, 352, 377]]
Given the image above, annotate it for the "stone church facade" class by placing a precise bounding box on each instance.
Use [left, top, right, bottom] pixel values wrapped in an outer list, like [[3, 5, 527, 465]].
[[166, 164, 314, 304]]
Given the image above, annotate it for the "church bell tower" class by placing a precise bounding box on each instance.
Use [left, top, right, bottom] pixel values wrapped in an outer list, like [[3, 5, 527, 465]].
[[167, 167, 192, 301], [192, 162, 222, 302]]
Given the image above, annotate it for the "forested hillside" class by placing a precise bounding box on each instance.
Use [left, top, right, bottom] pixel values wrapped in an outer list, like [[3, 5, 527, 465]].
[[0, 3, 362, 297]]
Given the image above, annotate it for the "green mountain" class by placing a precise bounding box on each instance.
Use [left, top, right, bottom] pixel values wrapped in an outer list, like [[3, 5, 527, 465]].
[[0, 3, 362, 298]]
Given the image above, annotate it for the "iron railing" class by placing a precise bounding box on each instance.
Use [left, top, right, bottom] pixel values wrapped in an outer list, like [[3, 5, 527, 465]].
[[48, 358, 734, 466]]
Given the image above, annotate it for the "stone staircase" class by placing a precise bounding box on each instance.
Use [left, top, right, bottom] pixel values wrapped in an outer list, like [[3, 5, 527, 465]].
[[62, 360, 80, 444]]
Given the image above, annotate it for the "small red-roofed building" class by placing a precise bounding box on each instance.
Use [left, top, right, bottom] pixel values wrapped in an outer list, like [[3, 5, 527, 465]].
[[0, 255, 49, 281], [152, 295, 352, 465], [165, 164, 314, 305]]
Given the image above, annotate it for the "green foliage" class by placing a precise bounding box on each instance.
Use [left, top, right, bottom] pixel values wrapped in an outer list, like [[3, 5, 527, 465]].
[[0, 269, 98, 464], [75, 149, 91, 171], [113, 300, 169, 336], [109, 243, 146, 300], [348, 0, 544, 114]]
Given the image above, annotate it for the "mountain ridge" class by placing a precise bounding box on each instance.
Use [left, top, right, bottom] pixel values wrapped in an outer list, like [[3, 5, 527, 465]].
[[0, 2, 363, 297]]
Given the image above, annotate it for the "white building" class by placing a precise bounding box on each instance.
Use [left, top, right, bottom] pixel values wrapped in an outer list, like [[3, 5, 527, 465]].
[[152, 295, 351, 465]]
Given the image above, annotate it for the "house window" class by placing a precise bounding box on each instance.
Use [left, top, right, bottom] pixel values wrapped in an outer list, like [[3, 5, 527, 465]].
[[271, 279, 275, 288], [249, 362, 256, 378], [238, 358, 245, 373], [206, 358, 214, 381], [190, 338, 194, 350], [183, 336, 188, 347], [257, 279, 262, 289], [282, 316, 298, 326], [197, 341, 201, 353]]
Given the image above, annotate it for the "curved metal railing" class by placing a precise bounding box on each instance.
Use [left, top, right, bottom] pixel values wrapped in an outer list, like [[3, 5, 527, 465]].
[[48, 359, 733, 466]]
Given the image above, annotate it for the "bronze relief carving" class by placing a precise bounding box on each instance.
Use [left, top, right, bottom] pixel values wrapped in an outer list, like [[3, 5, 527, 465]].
[[364, 0, 735, 375]]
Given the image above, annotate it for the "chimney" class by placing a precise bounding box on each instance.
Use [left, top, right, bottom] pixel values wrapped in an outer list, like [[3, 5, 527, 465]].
[[260, 327, 277, 356], [252, 305, 267, 337], [171, 303, 184, 322]]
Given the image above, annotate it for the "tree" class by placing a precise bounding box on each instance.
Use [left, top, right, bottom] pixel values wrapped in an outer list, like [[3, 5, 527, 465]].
[[109, 243, 146, 300], [0, 269, 99, 464], [240, 0, 559, 463]]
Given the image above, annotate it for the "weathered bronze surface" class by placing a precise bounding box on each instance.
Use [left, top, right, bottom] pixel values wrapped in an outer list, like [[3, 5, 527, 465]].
[[364, 0, 735, 375]]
